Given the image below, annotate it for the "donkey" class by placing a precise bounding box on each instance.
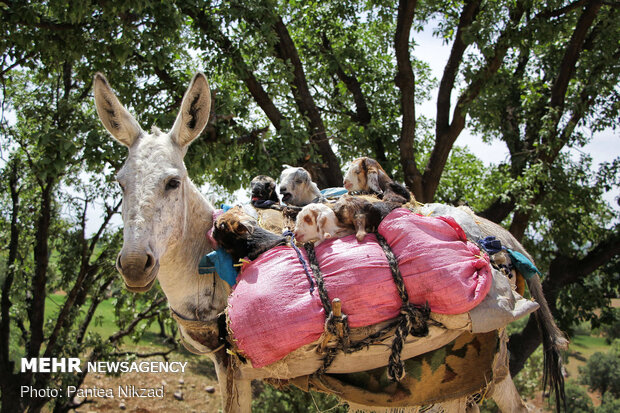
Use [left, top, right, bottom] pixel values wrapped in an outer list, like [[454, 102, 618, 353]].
[[94, 73, 565, 412]]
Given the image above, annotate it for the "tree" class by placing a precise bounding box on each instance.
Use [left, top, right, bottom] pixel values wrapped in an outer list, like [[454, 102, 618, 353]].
[[579, 347, 620, 399], [0, 2, 184, 411]]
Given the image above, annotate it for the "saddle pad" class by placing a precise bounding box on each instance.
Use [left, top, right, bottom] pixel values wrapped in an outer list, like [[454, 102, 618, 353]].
[[227, 208, 492, 368]]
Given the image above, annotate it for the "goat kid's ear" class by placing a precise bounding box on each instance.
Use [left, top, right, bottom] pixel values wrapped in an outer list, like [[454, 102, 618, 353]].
[[367, 170, 383, 194], [93, 72, 143, 147], [318, 214, 331, 238], [170, 72, 212, 148], [239, 220, 255, 235]]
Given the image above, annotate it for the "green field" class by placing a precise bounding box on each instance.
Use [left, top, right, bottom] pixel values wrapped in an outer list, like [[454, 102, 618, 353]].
[[39, 294, 166, 349], [565, 334, 613, 381]]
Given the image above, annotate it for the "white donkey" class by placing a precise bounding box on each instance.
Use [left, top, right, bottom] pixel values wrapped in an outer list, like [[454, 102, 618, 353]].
[[94, 73, 565, 413]]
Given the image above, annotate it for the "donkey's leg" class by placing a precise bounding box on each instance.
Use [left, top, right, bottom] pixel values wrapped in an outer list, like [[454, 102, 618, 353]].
[[210, 353, 252, 413], [489, 375, 530, 413]]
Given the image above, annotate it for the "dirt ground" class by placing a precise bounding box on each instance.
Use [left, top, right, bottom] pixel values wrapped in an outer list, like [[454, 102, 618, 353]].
[[66, 350, 222, 413]]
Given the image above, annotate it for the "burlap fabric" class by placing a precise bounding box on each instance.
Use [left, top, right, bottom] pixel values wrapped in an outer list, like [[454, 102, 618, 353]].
[[285, 331, 499, 410]]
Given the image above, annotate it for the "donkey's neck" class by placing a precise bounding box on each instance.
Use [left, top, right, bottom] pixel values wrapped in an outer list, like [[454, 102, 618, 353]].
[[156, 180, 229, 321]]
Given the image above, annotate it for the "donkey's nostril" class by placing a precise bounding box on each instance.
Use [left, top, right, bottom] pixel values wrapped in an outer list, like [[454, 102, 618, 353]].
[[116, 254, 123, 271], [144, 253, 154, 271]]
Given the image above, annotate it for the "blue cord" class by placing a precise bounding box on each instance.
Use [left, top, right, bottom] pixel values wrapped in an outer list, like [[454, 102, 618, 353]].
[[282, 230, 315, 294]]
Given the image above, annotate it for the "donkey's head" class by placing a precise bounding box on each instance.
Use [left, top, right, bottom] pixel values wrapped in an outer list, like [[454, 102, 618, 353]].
[[94, 73, 211, 292]]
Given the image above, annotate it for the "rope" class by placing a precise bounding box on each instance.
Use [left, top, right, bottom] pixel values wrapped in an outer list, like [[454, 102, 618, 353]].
[[304, 242, 351, 373], [375, 233, 430, 382], [282, 230, 315, 293]]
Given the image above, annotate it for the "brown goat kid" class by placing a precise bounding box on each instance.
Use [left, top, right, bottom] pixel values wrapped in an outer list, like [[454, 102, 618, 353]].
[[212, 207, 287, 264], [343, 157, 412, 203], [333, 194, 405, 242]]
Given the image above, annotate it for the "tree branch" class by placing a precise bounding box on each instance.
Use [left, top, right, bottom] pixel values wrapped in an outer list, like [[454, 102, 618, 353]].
[[319, 32, 389, 165], [87, 199, 122, 257], [481, 31, 616, 225], [394, 0, 423, 197], [108, 297, 167, 344], [320, 34, 371, 127], [425, 1, 526, 202], [0, 52, 37, 78], [535, 0, 589, 19], [44, 196, 121, 358], [548, 0, 602, 115], [181, 4, 285, 131], [271, 15, 342, 187], [435, 0, 481, 138], [76, 278, 114, 344], [27, 176, 54, 361], [0, 159, 22, 398]]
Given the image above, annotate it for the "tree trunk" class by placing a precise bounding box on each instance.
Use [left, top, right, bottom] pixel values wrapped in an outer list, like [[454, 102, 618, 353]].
[[0, 160, 26, 412]]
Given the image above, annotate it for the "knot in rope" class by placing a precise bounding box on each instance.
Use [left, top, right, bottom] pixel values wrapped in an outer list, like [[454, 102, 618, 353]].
[[388, 303, 431, 382], [325, 311, 351, 352]]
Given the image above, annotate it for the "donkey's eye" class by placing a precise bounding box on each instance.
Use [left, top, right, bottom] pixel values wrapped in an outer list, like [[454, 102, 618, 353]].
[[166, 178, 181, 190]]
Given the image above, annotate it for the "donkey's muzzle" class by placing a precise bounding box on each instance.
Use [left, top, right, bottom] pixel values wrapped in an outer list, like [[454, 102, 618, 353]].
[[117, 250, 159, 292]]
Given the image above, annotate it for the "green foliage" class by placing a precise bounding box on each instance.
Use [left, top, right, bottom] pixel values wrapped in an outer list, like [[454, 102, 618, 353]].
[[599, 309, 620, 344], [579, 347, 620, 399], [513, 346, 544, 399], [553, 380, 594, 413], [252, 382, 348, 413], [595, 394, 620, 413]]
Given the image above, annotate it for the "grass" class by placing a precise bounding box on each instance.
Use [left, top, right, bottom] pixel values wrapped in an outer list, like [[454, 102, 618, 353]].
[[43, 293, 165, 347], [565, 334, 612, 379]]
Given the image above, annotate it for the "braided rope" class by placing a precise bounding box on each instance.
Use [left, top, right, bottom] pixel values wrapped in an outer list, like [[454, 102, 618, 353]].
[[375, 233, 430, 382], [304, 242, 351, 372], [282, 230, 315, 293], [304, 243, 331, 312], [303, 235, 431, 379]]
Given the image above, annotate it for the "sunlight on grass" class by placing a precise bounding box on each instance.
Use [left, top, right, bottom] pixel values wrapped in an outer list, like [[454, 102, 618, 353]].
[[565, 334, 611, 379]]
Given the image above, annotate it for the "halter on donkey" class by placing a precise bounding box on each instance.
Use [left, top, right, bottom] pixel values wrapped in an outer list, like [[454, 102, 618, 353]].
[[93, 72, 566, 412]]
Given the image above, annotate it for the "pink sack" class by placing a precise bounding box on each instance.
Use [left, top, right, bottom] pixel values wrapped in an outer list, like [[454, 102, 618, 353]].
[[227, 208, 492, 368]]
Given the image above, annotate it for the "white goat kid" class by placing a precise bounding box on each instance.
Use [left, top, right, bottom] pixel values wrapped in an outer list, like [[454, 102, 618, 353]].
[[294, 203, 351, 245], [278, 165, 322, 206], [94, 73, 250, 412]]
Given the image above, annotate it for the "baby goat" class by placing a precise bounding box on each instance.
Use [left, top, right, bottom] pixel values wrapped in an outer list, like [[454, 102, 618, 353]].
[[343, 157, 411, 203], [333, 194, 404, 241], [279, 165, 322, 206], [294, 203, 352, 245], [250, 175, 280, 208], [212, 206, 287, 264]]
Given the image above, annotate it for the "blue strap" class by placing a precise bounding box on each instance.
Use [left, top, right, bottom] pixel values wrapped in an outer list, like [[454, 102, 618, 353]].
[[199, 248, 238, 287], [282, 230, 315, 294], [320, 187, 348, 199]]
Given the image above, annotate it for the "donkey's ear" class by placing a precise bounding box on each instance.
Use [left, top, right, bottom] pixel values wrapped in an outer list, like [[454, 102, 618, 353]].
[[93, 73, 143, 147], [170, 73, 211, 148]]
